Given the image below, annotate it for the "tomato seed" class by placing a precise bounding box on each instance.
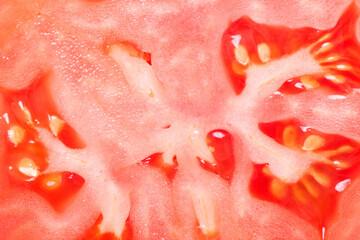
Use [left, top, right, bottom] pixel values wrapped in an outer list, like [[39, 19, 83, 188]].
[[324, 74, 346, 84], [41, 173, 62, 190], [17, 157, 39, 178], [234, 45, 249, 66], [8, 125, 26, 146], [309, 168, 330, 188], [301, 177, 320, 198], [302, 135, 325, 151], [313, 42, 333, 56], [282, 125, 297, 147], [270, 178, 288, 200], [257, 43, 271, 63], [48, 115, 65, 137], [300, 76, 319, 89]]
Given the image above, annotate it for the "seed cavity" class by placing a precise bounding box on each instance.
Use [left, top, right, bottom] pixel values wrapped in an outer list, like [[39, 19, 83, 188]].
[[302, 135, 325, 151], [257, 43, 271, 63], [282, 125, 297, 147], [234, 45, 249, 66], [49, 115, 65, 137], [18, 158, 39, 178], [8, 125, 26, 146]]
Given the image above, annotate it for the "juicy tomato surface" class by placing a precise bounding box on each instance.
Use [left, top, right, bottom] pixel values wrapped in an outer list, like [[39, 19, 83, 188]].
[[1, 0, 360, 239]]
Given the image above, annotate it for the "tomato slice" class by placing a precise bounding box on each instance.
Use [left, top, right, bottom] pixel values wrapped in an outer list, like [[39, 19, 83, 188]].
[[1, 0, 360, 239]]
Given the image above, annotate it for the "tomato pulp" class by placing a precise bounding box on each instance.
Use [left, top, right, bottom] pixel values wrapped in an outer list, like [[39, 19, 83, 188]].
[[1, 0, 360, 240]]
